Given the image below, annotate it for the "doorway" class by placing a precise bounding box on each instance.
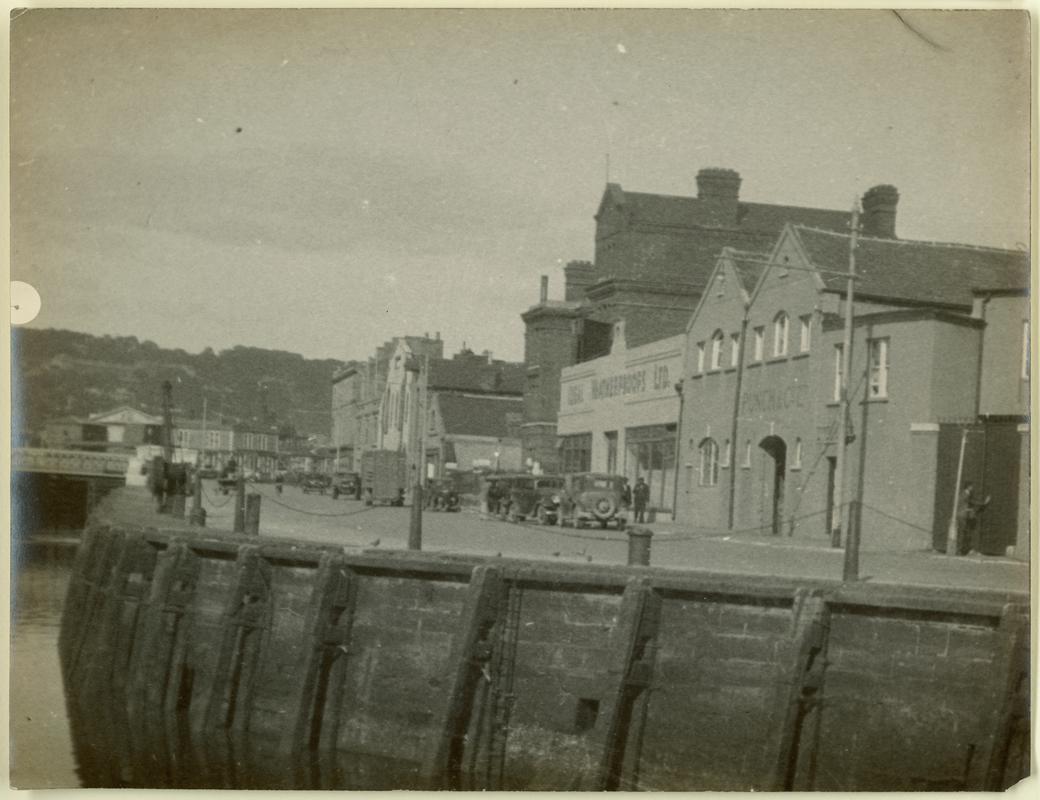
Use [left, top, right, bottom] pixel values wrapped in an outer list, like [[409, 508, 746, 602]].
[[759, 436, 787, 535]]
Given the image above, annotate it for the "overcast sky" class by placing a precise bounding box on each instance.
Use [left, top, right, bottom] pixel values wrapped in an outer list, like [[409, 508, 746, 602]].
[[10, 8, 1030, 363]]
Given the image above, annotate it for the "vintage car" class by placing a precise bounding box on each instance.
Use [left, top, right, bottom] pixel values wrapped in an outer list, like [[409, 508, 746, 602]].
[[483, 473, 530, 518], [331, 471, 361, 500], [503, 475, 566, 524], [424, 477, 461, 512], [552, 473, 629, 529], [301, 474, 329, 495]]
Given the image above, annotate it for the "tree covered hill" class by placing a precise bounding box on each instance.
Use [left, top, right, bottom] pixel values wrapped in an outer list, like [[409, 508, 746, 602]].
[[11, 328, 344, 439]]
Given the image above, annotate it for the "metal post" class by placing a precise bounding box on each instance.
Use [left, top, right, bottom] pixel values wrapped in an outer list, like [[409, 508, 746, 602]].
[[626, 527, 653, 566], [831, 201, 859, 548], [409, 480, 423, 550], [189, 474, 206, 527], [842, 499, 861, 581], [946, 427, 969, 555], [244, 493, 261, 536], [234, 473, 246, 533]]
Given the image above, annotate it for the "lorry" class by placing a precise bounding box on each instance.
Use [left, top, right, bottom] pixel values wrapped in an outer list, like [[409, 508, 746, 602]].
[[360, 450, 407, 506]]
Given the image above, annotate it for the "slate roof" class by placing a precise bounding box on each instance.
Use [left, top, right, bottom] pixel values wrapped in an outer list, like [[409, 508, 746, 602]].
[[437, 394, 524, 438], [795, 226, 1030, 308], [728, 250, 771, 294], [429, 357, 525, 395]]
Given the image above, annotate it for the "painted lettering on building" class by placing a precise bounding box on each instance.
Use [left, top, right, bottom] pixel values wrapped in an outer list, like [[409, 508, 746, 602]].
[[741, 384, 809, 416], [591, 370, 646, 401]]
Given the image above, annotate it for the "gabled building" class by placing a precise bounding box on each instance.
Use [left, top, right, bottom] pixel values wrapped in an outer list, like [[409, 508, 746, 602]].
[[425, 393, 524, 475], [87, 406, 164, 448], [522, 168, 863, 473], [676, 210, 1029, 557]]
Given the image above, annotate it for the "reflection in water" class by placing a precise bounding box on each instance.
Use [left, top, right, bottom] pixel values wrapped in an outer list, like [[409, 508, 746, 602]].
[[10, 540, 79, 788]]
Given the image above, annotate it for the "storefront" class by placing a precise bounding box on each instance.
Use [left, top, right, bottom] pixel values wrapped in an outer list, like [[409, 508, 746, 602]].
[[557, 323, 682, 514]]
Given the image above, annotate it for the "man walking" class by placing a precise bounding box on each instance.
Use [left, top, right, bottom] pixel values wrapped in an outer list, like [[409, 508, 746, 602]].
[[956, 482, 991, 555], [633, 477, 650, 524]]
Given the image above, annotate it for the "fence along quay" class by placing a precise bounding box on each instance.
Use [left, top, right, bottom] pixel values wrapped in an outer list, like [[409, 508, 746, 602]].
[[59, 524, 1029, 791]]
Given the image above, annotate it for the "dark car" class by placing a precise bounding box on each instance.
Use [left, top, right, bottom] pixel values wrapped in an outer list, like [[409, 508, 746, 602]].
[[484, 473, 529, 518], [508, 475, 566, 524], [553, 473, 628, 530], [332, 471, 361, 500], [425, 477, 461, 512], [301, 474, 329, 495]]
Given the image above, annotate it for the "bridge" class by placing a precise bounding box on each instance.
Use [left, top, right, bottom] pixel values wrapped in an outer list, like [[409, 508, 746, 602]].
[[12, 448, 131, 537]]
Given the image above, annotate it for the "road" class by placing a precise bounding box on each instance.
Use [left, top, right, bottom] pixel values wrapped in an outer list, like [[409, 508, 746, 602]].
[[113, 481, 1028, 595]]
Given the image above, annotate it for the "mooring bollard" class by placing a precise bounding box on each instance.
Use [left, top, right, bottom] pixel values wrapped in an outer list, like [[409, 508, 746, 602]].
[[842, 499, 861, 581], [626, 527, 653, 566], [245, 493, 261, 536]]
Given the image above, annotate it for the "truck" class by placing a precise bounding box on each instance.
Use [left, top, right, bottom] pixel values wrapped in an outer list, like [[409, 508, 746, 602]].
[[361, 450, 406, 506]]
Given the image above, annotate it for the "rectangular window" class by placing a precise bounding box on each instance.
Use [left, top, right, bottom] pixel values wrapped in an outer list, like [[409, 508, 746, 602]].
[[868, 338, 890, 399], [696, 342, 705, 373], [753, 327, 765, 361], [730, 333, 740, 367], [1023, 320, 1030, 380], [207, 431, 220, 448], [722, 439, 731, 468], [833, 344, 844, 402], [698, 439, 719, 487], [799, 315, 812, 352], [560, 434, 592, 473], [773, 314, 789, 357]]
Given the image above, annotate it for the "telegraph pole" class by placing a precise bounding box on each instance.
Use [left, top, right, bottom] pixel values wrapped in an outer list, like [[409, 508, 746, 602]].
[[831, 200, 859, 548]]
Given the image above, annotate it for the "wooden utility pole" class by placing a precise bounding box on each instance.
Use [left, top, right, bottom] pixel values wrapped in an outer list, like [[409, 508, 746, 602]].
[[407, 357, 423, 550], [161, 380, 175, 465], [831, 201, 859, 548]]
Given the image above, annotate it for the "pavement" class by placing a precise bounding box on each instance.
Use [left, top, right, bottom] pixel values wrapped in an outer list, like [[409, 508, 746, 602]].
[[89, 483, 1030, 596]]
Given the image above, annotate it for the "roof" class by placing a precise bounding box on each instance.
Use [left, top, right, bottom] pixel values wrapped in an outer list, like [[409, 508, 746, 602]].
[[429, 356, 525, 395], [88, 406, 163, 425], [795, 226, 1030, 308], [437, 394, 524, 438], [727, 250, 771, 294]]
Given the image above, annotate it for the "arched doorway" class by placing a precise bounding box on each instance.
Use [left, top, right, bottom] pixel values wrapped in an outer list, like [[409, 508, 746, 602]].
[[759, 436, 787, 536]]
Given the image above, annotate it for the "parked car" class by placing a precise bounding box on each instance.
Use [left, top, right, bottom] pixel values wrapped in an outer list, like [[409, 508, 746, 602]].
[[301, 474, 329, 495], [331, 471, 361, 500], [506, 475, 566, 524], [424, 477, 461, 512], [484, 473, 529, 518], [551, 473, 628, 530]]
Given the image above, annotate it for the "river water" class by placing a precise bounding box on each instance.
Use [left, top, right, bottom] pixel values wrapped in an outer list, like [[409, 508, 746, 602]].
[[10, 539, 79, 788]]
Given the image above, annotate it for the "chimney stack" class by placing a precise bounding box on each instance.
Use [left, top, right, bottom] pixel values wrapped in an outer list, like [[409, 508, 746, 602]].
[[860, 185, 899, 239], [696, 168, 741, 227], [563, 260, 595, 301], [539, 274, 549, 304]]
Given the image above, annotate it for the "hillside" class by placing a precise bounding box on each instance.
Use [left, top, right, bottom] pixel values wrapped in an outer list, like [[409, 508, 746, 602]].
[[11, 328, 343, 439]]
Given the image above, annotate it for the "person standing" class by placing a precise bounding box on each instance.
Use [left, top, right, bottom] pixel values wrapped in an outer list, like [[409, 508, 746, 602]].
[[633, 477, 650, 524], [621, 478, 633, 509], [956, 482, 991, 555]]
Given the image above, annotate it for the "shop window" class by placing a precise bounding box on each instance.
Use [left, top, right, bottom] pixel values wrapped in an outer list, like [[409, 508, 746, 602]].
[[710, 330, 724, 370], [696, 342, 705, 373], [792, 438, 802, 470], [626, 426, 676, 510], [773, 312, 789, 357], [753, 327, 765, 361], [560, 434, 592, 473], [1022, 320, 1030, 380], [698, 438, 719, 487], [799, 315, 812, 352], [833, 344, 844, 402], [730, 333, 740, 367], [868, 338, 889, 399]]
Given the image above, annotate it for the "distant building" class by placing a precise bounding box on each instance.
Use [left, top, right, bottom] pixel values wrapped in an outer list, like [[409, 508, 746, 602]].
[[676, 215, 1029, 557], [40, 416, 110, 451], [522, 167, 859, 473], [87, 406, 164, 449], [331, 334, 524, 480]]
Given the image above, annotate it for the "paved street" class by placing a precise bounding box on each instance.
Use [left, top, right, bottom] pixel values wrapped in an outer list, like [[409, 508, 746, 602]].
[[92, 483, 1028, 596]]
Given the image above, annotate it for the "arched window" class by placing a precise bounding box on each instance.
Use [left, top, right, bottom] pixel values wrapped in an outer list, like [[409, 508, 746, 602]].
[[710, 330, 725, 370], [773, 312, 789, 357], [699, 438, 719, 487]]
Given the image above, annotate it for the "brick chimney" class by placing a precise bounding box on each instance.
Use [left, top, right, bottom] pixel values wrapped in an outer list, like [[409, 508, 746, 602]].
[[539, 275, 549, 304], [860, 185, 899, 239], [696, 168, 741, 227], [563, 260, 595, 301]]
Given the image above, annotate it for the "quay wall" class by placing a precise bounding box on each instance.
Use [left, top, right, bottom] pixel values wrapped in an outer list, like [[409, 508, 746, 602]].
[[59, 525, 1030, 791]]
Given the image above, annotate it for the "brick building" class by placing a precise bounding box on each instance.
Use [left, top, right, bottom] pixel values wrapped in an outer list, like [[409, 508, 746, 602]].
[[522, 168, 861, 473], [676, 209, 1029, 558]]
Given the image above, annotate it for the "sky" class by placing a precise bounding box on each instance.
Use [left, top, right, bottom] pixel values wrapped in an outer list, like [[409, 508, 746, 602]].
[[10, 8, 1031, 363]]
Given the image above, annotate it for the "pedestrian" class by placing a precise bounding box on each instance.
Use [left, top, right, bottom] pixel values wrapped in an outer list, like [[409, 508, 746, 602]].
[[956, 482, 991, 556], [621, 478, 633, 509], [275, 472, 284, 495], [633, 477, 650, 524]]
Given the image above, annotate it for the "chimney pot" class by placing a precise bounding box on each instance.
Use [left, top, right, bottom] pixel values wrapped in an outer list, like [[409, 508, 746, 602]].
[[539, 274, 549, 303], [860, 185, 899, 238]]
